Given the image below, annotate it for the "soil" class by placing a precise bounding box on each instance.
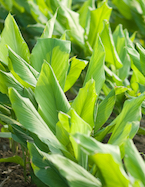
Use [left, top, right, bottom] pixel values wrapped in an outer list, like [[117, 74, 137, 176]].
[[0, 124, 145, 187]]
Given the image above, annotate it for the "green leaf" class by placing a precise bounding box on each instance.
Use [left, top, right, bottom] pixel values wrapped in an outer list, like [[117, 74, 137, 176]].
[[41, 10, 57, 39], [30, 38, 70, 89], [112, 0, 132, 19], [109, 93, 145, 144], [124, 139, 145, 185], [0, 70, 23, 95], [71, 79, 97, 128], [100, 20, 122, 69], [28, 142, 69, 187], [8, 87, 68, 155], [28, 143, 101, 187], [35, 61, 70, 134], [113, 24, 131, 80], [8, 47, 38, 89], [57, 108, 92, 168], [83, 35, 105, 95], [56, 112, 70, 146], [94, 89, 116, 133], [127, 46, 142, 74], [0, 104, 11, 116], [0, 155, 24, 167], [78, 0, 95, 35], [0, 113, 21, 126], [0, 14, 30, 65], [27, 1, 48, 24], [64, 57, 88, 92], [88, 0, 112, 48], [104, 65, 122, 86], [57, 4, 85, 48], [0, 132, 12, 138], [136, 43, 145, 76], [73, 133, 129, 186], [69, 109, 91, 168]]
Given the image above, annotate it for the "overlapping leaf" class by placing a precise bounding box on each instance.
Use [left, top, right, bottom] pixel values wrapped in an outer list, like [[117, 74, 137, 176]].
[[83, 35, 105, 95], [88, 0, 112, 48], [73, 133, 129, 186], [28, 143, 101, 187], [35, 61, 70, 134], [0, 14, 30, 65], [30, 38, 70, 89], [100, 20, 122, 69], [64, 57, 88, 92]]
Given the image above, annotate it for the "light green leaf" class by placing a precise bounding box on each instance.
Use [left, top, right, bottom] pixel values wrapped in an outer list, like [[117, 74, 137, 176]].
[[30, 38, 70, 89], [69, 108, 91, 167], [100, 20, 122, 69], [88, 0, 112, 48], [9, 87, 68, 155], [127, 47, 142, 74], [29, 143, 101, 187], [72, 79, 97, 128], [64, 57, 88, 92], [57, 5, 84, 48], [0, 14, 30, 65], [27, 1, 48, 24], [109, 93, 145, 144], [56, 112, 70, 146], [28, 143, 69, 187], [0, 155, 24, 167], [0, 70, 23, 95], [35, 61, 70, 134], [94, 89, 115, 133], [0, 113, 21, 126], [112, 0, 132, 19], [73, 133, 129, 186], [78, 0, 95, 35], [136, 43, 145, 76], [113, 24, 131, 80], [41, 10, 57, 39], [0, 132, 12, 138], [83, 35, 105, 95], [8, 47, 37, 89], [0, 104, 11, 116], [124, 139, 145, 185], [104, 65, 122, 86]]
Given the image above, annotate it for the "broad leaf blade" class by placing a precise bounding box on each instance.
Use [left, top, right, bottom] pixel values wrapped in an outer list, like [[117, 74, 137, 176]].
[[72, 79, 97, 128], [0, 155, 24, 167], [100, 20, 122, 69], [78, 0, 95, 35], [30, 38, 70, 89], [109, 93, 145, 144], [8, 47, 37, 88], [28, 143, 69, 187], [0, 70, 23, 95], [113, 25, 131, 80], [69, 109, 91, 168], [41, 10, 57, 39], [94, 89, 116, 133], [57, 5, 84, 48], [9, 88, 66, 153], [64, 57, 88, 92], [73, 133, 129, 186], [83, 35, 105, 95], [124, 139, 145, 185], [29, 143, 101, 187], [35, 61, 70, 134], [88, 0, 112, 48], [0, 14, 30, 65]]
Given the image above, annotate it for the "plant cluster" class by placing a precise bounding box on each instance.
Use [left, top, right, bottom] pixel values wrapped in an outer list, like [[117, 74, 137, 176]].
[[0, 0, 145, 186]]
